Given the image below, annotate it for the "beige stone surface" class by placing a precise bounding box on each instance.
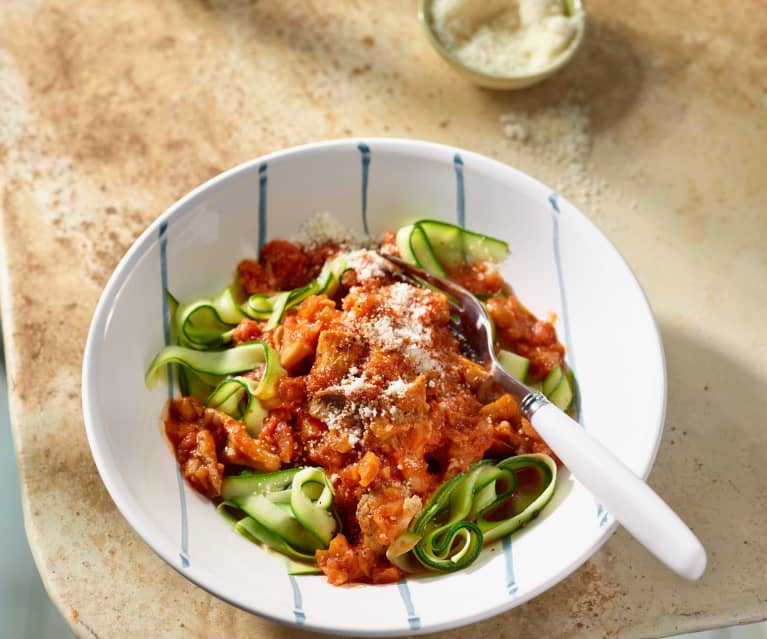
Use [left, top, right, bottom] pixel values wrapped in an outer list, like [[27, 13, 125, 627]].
[[0, 1, 765, 637]]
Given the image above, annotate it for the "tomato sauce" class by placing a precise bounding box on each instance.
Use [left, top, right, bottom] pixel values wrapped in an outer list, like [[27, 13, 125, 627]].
[[165, 237, 564, 584]]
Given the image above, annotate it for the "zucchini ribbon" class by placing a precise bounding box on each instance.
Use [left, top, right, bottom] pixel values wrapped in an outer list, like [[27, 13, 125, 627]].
[[145, 225, 566, 576], [145, 257, 349, 432], [388, 454, 557, 573], [218, 467, 338, 574], [396, 219, 509, 277], [498, 351, 574, 412], [172, 255, 349, 351], [145, 340, 285, 435]]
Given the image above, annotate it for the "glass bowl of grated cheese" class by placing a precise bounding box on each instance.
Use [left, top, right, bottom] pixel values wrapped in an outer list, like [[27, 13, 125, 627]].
[[420, 0, 586, 90]]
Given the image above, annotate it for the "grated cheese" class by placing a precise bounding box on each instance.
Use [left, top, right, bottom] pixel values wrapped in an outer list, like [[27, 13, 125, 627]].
[[383, 378, 410, 399], [304, 245, 461, 453], [361, 284, 444, 374], [431, 0, 580, 76], [319, 399, 364, 448], [497, 93, 621, 213], [347, 431, 361, 447], [291, 212, 371, 250], [388, 281, 415, 310], [344, 249, 387, 283], [338, 373, 369, 394], [309, 278, 449, 445]]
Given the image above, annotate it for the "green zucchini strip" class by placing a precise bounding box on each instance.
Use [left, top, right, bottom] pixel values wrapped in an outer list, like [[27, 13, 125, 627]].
[[400, 223, 447, 276], [283, 557, 322, 576], [240, 255, 348, 325], [540, 364, 574, 411], [419, 220, 508, 265], [221, 468, 302, 500], [211, 287, 247, 324], [166, 290, 180, 342], [497, 349, 530, 382], [542, 365, 564, 395], [265, 291, 291, 330], [145, 340, 273, 389], [218, 502, 317, 562], [171, 285, 245, 349], [385, 530, 422, 572], [497, 353, 575, 412], [396, 220, 509, 276], [395, 453, 556, 573], [233, 493, 324, 553], [290, 467, 336, 547], [206, 377, 268, 435], [477, 454, 557, 544], [408, 463, 489, 572], [217, 467, 338, 571], [175, 299, 235, 348], [203, 343, 285, 434], [177, 366, 216, 402], [168, 252, 351, 351]]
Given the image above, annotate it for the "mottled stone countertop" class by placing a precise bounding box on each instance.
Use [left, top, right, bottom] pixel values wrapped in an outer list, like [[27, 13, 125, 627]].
[[0, 1, 765, 638]]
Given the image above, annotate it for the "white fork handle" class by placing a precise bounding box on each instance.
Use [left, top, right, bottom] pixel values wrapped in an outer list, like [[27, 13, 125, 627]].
[[530, 402, 707, 580]]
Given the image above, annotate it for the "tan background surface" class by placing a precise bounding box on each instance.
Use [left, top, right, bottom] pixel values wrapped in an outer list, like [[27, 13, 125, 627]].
[[0, 1, 766, 637]]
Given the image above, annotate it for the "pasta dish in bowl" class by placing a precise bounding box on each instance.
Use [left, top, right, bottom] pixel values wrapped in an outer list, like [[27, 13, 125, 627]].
[[146, 220, 575, 584], [82, 139, 666, 635]]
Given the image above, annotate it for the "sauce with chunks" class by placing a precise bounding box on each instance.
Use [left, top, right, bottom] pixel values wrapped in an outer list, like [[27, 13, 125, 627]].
[[165, 237, 564, 584]]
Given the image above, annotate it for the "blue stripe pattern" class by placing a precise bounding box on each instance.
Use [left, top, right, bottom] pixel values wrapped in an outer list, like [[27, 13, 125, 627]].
[[358, 143, 371, 234], [548, 193, 607, 524], [547, 193, 578, 396], [397, 581, 421, 630], [159, 222, 190, 568], [454, 153, 465, 228], [596, 502, 609, 527], [159, 223, 175, 393], [288, 575, 306, 625], [258, 163, 268, 251], [455, 156, 523, 598], [255, 160, 310, 623], [502, 536, 518, 595]]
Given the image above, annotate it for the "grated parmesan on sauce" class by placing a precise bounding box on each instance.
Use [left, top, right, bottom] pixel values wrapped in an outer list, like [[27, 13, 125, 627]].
[[295, 216, 453, 448], [344, 249, 388, 284], [383, 378, 410, 399], [350, 285, 443, 375]]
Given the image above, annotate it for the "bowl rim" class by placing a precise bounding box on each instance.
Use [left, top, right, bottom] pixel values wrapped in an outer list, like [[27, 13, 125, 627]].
[[418, 0, 586, 89], [82, 137, 667, 636]]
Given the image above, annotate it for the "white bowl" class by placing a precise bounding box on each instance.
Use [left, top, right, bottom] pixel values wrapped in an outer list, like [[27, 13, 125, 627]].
[[82, 139, 666, 636]]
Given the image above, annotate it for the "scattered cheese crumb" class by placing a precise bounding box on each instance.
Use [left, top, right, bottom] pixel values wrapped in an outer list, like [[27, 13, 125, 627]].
[[358, 405, 379, 420], [345, 249, 387, 283], [497, 93, 623, 213], [292, 212, 371, 250], [384, 378, 410, 398], [350, 284, 444, 375]]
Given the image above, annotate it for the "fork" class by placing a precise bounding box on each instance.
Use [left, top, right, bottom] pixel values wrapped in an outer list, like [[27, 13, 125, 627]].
[[379, 252, 707, 580]]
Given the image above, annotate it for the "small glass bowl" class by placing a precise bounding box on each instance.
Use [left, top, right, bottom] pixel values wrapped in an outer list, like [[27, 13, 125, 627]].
[[419, 0, 586, 90]]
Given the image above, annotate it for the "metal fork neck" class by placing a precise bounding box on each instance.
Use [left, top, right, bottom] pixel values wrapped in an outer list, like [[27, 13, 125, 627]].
[[519, 391, 549, 420], [489, 364, 549, 420]]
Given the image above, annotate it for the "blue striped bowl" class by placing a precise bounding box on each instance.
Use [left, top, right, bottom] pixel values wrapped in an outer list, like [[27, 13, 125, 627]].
[[82, 138, 666, 635]]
